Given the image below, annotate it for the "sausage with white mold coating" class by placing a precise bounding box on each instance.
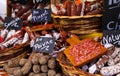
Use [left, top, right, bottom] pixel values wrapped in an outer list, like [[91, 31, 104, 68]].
[[48, 57, 56, 69], [41, 65, 48, 73], [86, 8, 102, 15], [22, 32, 29, 44], [13, 38, 23, 46], [29, 72, 36, 76], [13, 69, 23, 76], [8, 60, 20, 68], [89, 46, 115, 74], [96, 46, 115, 68], [39, 56, 48, 65], [19, 58, 28, 66], [6, 67, 21, 75], [47, 70, 56, 76], [108, 47, 120, 66], [2, 35, 22, 48], [100, 62, 120, 76], [33, 65, 41, 73], [21, 60, 32, 75], [0, 29, 8, 40]]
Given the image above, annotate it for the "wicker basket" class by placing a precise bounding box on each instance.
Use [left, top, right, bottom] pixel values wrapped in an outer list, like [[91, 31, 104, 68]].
[[52, 14, 102, 35], [57, 52, 102, 76], [0, 41, 29, 66]]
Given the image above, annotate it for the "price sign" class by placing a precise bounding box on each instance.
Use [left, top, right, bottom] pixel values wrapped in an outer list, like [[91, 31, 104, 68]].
[[32, 9, 51, 23], [33, 37, 55, 53], [102, 30, 120, 47], [34, 0, 50, 4], [11, 0, 20, 3], [4, 17, 22, 30], [102, 0, 120, 30], [11, 0, 28, 4]]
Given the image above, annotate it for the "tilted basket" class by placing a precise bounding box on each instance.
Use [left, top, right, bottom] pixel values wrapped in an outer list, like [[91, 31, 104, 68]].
[[57, 52, 102, 76], [0, 41, 29, 66]]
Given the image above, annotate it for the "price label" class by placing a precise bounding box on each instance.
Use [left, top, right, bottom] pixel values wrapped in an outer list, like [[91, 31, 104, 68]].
[[33, 37, 55, 53], [102, 30, 120, 47], [32, 9, 51, 23], [34, 0, 50, 4], [11, 0, 27, 4], [4, 17, 22, 30], [102, 0, 120, 30]]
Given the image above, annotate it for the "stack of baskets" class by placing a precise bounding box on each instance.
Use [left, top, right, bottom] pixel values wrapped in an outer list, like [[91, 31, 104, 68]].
[[52, 14, 103, 39]]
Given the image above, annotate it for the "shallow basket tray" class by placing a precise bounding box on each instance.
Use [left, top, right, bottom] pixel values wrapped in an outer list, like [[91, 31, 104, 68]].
[[52, 14, 102, 35], [57, 52, 102, 76]]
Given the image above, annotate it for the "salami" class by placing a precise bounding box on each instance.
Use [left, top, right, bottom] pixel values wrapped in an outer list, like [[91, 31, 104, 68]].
[[66, 0, 71, 16], [71, 2, 77, 16], [100, 62, 120, 76], [64, 38, 107, 66]]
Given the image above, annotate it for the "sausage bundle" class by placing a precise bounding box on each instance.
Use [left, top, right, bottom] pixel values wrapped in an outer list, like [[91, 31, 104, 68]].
[[0, 28, 30, 52], [51, 0, 103, 16]]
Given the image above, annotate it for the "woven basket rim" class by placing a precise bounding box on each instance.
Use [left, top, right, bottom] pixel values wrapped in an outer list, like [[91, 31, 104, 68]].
[[57, 52, 102, 76], [52, 14, 102, 19], [0, 41, 29, 56]]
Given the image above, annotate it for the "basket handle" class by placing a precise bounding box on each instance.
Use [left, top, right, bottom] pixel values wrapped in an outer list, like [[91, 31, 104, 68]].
[[67, 34, 80, 45]]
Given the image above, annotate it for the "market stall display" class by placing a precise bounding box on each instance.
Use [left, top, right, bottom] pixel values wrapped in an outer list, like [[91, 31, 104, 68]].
[[0, 0, 120, 76]]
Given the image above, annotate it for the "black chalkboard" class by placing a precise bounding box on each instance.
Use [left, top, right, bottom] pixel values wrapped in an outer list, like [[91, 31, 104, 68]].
[[4, 17, 22, 30], [34, 0, 50, 4], [102, 30, 120, 47], [33, 37, 55, 53], [11, 0, 28, 4], [32, 9, 51, 23], [103, 0, 120, 11], [102, 0, 120, 30]]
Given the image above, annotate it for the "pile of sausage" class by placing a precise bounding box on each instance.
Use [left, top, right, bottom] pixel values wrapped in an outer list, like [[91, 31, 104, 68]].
[[79, 44, 120, 76], [0, 28, 30, 52], [3, 52, 63, 76], [51, 0, 103, 16]]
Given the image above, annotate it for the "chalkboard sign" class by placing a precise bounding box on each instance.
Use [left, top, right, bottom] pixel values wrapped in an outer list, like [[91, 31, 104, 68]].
[[103, 0, 120, 11], [102, 30, 120, 47], [33, 37, 55, 53], [11, 0, 28, 4], [4, 17, 22, 30], [34, 0, 50, 4], [11, 0, 20, 3], [32, 9, 51, 23], [102, 0, 120, 30]]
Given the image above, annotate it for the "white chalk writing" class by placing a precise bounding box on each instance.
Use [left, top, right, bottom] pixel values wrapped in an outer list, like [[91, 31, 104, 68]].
[[108, 0, 120, 9], [4, 18, 20, 29], [103, 34, 120, 44], [32, 10, 49, 22]]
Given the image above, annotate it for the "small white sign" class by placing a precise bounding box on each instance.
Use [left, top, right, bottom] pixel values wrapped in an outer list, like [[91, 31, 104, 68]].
[[0, 0, 7, 19]]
